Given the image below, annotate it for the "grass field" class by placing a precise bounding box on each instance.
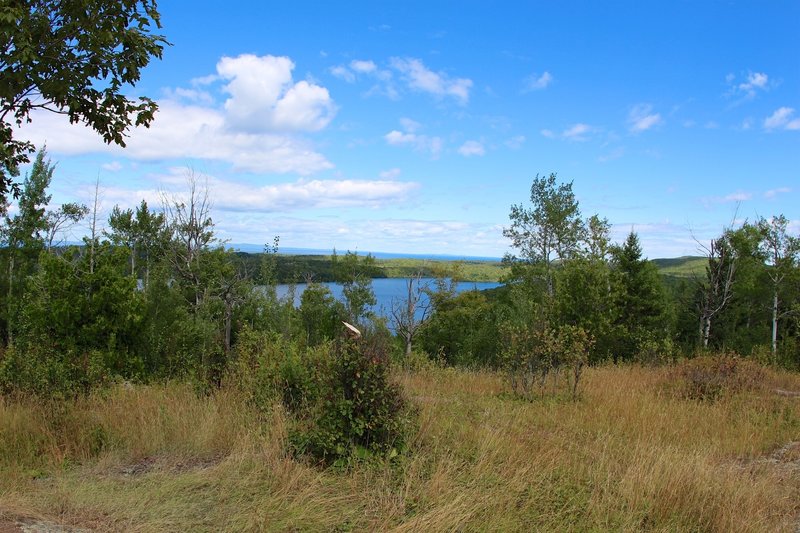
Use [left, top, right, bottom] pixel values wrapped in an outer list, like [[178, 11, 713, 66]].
[[2, 364, 799, 531], [653, 256, 707, 278], [376, 258, 508, 282]]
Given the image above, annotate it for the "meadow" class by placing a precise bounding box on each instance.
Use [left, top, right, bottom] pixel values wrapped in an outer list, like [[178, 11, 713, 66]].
[[2, 363, 799, 532]]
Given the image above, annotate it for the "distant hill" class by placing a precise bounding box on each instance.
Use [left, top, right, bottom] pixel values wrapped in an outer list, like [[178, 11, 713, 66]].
[[652, 256, 706, 278]]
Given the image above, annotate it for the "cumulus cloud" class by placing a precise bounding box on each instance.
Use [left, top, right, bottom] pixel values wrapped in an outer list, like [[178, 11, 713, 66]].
[[764, 107, 800, 131], [350, 59, 377, 74], [18, 101, 333, 175], [384, 119, 442, 157], [330, 65, 355, 82], [15, 54, 337, 175], [628, 104, 662, 133], [727, 71, 771, 101], [458, 140, 485, 157], [384, 130, 443, 157], [390, 57, 472, 104], [218, 54, 336, 132], [524, 71, 553, 91]]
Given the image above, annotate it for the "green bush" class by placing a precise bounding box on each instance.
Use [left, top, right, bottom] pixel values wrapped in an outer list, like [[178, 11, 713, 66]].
[[502, 324, 593, 400], [289, 335, 413, 465]]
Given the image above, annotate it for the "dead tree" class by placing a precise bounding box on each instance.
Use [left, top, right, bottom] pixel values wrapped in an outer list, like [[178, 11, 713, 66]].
[[696, 233, 737, 348], [391, 270, 431, 357]]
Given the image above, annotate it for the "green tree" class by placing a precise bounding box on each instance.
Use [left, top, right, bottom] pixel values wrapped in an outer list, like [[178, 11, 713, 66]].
[[0, 0, 167, 200], [1, 149, 53, 343], [504, 173, 585, 297], [757, 215, 800, 355], [611, 231, 670, 362], [298, 283, 345, 347], [337, 251, 377, 327]]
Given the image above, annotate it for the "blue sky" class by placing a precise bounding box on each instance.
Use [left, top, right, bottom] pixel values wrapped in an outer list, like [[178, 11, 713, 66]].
[[15, 0, 800, 258]]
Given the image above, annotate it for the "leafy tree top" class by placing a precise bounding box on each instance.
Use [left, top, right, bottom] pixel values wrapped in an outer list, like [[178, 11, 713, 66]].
[[0, 0, 168, 200]]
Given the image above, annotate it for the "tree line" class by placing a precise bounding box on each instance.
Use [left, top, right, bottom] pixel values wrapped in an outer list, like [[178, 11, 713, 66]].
[[0, 157, 798, 397]]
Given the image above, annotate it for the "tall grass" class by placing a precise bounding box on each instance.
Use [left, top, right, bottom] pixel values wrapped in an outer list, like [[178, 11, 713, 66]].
[[2, 365, 799, 531]]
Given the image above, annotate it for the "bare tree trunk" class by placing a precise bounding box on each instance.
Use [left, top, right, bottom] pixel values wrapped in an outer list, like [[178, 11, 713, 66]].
[[6, 254, 14, 345], [89, 177, 101, 275], [772, 290, 779, 355]]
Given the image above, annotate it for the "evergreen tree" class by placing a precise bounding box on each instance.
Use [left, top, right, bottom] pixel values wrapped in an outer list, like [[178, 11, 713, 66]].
[[611, 231, 670, 361]]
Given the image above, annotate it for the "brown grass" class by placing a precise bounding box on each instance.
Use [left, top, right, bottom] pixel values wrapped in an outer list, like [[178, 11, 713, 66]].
[[1, 365, 799, 531]]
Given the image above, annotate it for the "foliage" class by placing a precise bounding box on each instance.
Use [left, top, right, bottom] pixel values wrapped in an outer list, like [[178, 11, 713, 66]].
[[503, 173, 584, 295], [289, 335, 411, 465], [611, 231, 670, 362], [0, 0, 167, 200], [502, 323, 593, 400]]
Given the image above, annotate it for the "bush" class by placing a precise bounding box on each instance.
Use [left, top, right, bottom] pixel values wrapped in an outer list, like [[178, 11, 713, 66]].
[[289, 335, 413, 465], [502, 324, 593, 400], [672, 352, 766, 401]]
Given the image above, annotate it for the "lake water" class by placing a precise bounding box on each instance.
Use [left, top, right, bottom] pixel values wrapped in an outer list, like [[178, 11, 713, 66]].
[[275, 278, 502, 318]]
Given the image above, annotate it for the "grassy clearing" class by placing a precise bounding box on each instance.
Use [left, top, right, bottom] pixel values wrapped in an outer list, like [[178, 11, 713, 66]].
[[376, 258, 508, 282], [653, 256, 707, 278], [2, 365, 800, 531]]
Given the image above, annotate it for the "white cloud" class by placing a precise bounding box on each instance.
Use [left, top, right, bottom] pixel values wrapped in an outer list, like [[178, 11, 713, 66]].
[[99, 169, 419, 214], [384, 130, 443, 158], [524, 71, 553, 91], [458, 140, 485, 157], [562, 123, 592, 141], [101, 161, 123, 172], [330, 65, 355, 82], [390, 57, 473, 104], [740, 72, 768, 91], [385, 130, 417, 145], [764, 107, 800, 130], [628, 104, 663, 133], [18, 101, 333, 175], [399, 117, 421, 133], [15, 54, 336, 175], [728, 71, 770, 101], [163, 87, 214, 105], [218, 54, 336, 132], [350, 59, 377, 74], [764, 187, 791, 199], [384, 119, 442, 157], [505, 135, 525, 149], [379, 168, 401, 179], [722, 191, 752, 202], [540, 123, 593, 141], [701, 191, 752, 206]]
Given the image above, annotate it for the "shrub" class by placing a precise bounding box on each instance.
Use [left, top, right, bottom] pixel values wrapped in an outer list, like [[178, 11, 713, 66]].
[[289, 335, 413, 465], [672, 352, 766, 401], [502, 324, 593, 400]]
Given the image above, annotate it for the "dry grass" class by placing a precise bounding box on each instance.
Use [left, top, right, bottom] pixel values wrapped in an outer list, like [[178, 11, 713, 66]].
[[2, 365, 800, 531]]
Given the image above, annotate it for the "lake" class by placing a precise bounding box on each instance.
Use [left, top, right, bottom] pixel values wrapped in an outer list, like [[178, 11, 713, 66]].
[[275, 277, 502, 319]]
